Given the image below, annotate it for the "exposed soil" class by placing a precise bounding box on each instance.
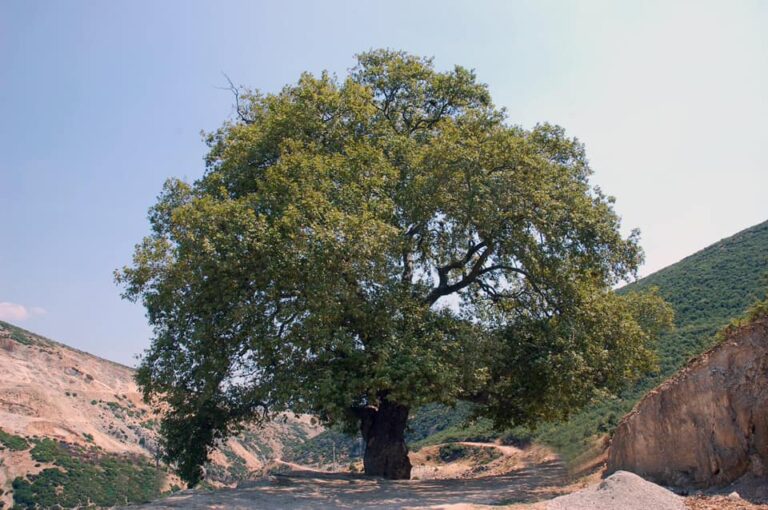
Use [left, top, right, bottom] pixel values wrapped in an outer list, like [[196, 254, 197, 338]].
[[0, 325, 322, 506], [608, 317, 768, 488], [128, 458, 568, 509], [125, 451, 768, 510], [686, 496, 768, 510]]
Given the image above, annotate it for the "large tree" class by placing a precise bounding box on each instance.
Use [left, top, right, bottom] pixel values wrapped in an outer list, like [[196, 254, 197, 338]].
[[117, 50, 673, 483]]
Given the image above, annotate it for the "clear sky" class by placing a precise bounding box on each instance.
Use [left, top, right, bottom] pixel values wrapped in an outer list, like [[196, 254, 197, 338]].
[[1, 1, 766, 366]]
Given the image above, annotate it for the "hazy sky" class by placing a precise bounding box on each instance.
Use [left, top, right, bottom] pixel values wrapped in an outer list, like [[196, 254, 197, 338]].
[[1, 1, 766, 365]]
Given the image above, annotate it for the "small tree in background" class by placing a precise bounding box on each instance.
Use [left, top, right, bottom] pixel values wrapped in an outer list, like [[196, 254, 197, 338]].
[[117, 50, 673, 484]]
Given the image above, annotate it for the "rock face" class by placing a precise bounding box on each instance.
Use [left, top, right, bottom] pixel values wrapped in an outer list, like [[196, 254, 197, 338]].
[[607, 316, 768, 487]]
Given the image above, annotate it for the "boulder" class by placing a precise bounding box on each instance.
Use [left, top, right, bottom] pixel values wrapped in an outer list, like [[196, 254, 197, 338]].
[[607, 316, 768, 487]]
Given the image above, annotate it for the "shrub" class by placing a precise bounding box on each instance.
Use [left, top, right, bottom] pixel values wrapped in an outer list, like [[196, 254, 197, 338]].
[[0, 429, 29, 451], [438, 444, 468, 462], [13, 439, 164, 508]]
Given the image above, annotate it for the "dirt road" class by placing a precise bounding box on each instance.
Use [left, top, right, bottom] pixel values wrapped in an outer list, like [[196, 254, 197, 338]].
[[129, 459, 568, 509]]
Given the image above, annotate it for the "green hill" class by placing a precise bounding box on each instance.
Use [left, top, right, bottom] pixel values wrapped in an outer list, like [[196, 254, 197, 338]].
[[620, 220, 768, 374], [290, 219, 768, 467]]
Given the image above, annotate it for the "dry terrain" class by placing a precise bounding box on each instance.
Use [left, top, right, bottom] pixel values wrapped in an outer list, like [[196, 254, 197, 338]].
[[130, 445, 570, 509], [609, 317, 768, 488], [125, 464, 768, 510], [0, 322, 321, 508]]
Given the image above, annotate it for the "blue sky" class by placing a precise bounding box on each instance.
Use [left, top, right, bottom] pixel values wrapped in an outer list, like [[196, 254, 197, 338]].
[[1, 1, 766, 365]]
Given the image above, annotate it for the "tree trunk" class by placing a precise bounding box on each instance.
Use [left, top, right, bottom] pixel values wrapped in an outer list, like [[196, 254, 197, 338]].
[[358, 399, 411, 479]]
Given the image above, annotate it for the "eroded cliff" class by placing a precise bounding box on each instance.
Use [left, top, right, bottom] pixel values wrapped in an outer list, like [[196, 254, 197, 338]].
[[607, 314, 768, 487]]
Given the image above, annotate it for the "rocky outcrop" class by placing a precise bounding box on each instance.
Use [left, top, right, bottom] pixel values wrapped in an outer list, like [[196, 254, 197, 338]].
[[607, 315, 768, 487]]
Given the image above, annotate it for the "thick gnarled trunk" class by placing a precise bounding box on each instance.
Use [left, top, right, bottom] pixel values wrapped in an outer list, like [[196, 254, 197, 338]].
[[358, 399, 411, 479]]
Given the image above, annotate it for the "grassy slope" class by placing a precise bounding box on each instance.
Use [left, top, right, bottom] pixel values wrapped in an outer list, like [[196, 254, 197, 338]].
[[290, 219, 768, 466]]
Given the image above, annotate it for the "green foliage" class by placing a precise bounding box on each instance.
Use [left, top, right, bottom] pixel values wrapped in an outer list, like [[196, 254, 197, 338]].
[[397, 221, 768, 464], [285, 405, 508, 465], [0, 428, 28, 451], [406, 402, 475, 443], [237, 429, 275, 459], [717, 288, 768, 341], [12, 439, 164, 508], [622, 220, 768, 374], [438, 443, 469, 462], [141, 419, 158, 430], [289, 403, 530, 461], [118, 49, 671, 484], [221, 447, 249, 480], [286, 428, 363, 465]]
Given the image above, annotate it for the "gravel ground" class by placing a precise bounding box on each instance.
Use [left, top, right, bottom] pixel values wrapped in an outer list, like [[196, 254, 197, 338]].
[[686, 495, 768, 510], [546, 471, 685, 510]]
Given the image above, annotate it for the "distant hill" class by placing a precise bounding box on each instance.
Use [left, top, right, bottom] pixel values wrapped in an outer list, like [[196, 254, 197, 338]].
[[294, 219, 768, 467], [0, 321, 321, 509]]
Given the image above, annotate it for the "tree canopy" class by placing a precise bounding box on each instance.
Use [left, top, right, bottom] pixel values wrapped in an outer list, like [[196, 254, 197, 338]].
[[117, 49, 673, 483]]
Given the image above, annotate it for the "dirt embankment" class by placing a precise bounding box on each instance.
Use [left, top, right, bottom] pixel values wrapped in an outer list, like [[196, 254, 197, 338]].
[[608, 316, 768, 488]]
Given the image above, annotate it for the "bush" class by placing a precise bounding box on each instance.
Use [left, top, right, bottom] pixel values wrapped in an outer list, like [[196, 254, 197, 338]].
[[0, 428, 28, 451], [13, 439, 164, 508], [438, 444, 468, 462], [0, 321, 33, 345]]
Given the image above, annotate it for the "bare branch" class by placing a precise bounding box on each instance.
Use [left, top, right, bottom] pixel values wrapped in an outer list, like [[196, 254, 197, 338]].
[[218, 73, 254, 125]]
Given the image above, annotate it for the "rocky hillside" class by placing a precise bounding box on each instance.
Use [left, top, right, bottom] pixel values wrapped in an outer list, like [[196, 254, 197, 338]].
[[607, 306, 768, 488], [0, 321, 321, 509]]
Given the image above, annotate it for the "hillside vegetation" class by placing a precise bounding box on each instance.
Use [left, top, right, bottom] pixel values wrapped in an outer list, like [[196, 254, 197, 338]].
[[295, 219, 768, 466]]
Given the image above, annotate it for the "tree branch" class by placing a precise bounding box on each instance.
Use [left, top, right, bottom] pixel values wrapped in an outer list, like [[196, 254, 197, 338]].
[[425, 242, 493, 305], [475, 264, 560, 313], [219, 73, 254, 125], [435, 240, 487, 288], [401, 223, 421, 284]]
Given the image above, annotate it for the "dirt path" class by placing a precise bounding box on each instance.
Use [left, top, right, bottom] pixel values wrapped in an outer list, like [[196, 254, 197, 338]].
[[456, 441, 521, 456], [128, 459, 568, 509]]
